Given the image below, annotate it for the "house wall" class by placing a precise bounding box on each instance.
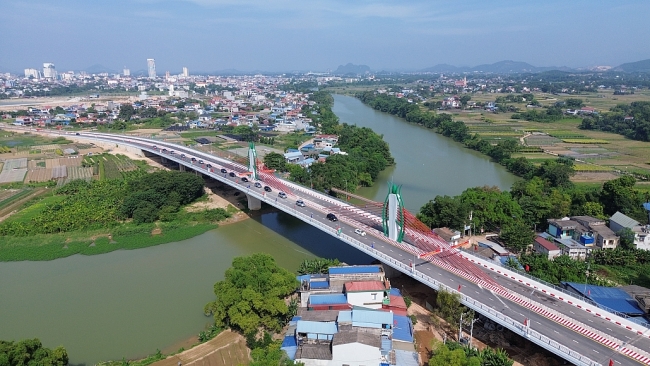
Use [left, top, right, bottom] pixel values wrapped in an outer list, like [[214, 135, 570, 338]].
[[330, 343, 381, 366], [346, 292, 383, 309], [610, 220, 625, 234]]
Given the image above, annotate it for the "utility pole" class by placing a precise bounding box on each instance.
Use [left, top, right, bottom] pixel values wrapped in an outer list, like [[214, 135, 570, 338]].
[[458, 312, 464, 341]]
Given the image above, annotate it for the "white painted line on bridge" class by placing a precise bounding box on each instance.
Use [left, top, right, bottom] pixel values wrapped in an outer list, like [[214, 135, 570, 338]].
[[592, 350, 599, 354], [573, 340, 579, 343]]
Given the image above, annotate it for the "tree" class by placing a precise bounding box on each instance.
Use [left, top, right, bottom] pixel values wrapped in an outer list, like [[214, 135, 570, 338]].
[[204, 254, 299, 334], [250, 340, 304, 366], [0, 338, 68, 366], [263, 152, 286, 171], [618, 227, 636, 250], [117, 103, 135, 121], [499, 220, 533, 252], [297, 258, 340, 275]]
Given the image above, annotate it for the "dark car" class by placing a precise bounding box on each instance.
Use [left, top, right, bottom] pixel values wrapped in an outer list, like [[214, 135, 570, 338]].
[[220, 168, 227, 173], [206, 164, 212, 168], [241, 177, 249, 182], [254, 182, 262, 188], [75, 132, 80, 135], [326, 213, 338, 222], [191, 157, 196, 161], [229, 172, 236, 177], [152, 145, 157, 149], [264, 186, 272, 192], [181, 154, 186, 158]]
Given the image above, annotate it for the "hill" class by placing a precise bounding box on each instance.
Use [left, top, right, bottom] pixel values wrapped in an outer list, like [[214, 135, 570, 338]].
[[334, 63, 370, 75], [613, 59, 650, 73], [420, 60, 570, 74]]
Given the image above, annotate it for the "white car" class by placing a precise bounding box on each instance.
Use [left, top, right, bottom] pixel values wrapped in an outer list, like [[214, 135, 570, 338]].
[[354, 229, 366, 236]]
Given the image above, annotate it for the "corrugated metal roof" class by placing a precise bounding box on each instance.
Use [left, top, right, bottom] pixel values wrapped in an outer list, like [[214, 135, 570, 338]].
[[281, 335, 297, 347], [309, 293, 348, 305], [329, 265, 381, 274], [296, 320, 338, 335], [338, 310, 352, 323], [388, 295, 407, 309], [393, 315, 414, 342], [610, 211, 640, 229], [394, 350, 419, 366], [389, 288, 402, 296], [643, 203, 650, 211], [345, 280, 385, 292], [352, 308, 393, 326], [310, 281, 329, 289], [563, 282, 645, 315], [535, 236, 559, 251]]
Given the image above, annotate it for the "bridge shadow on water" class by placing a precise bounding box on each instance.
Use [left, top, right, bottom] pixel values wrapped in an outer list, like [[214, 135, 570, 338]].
[[251, 210, 375, 265]]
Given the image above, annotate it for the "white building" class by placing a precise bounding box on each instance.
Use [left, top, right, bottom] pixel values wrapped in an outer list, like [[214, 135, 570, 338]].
[[610, 211, 650, 251], [123, 67, 130, 76], [344, 281, 389, 310], [42, 63, 57, 79], [182, 67, 189, 77], [24, 68, 40, 79], [147, 58, 156, 78]]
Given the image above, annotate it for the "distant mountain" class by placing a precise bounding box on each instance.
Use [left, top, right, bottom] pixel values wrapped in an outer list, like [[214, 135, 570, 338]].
[[334, 63, 371, 75], [84, 64, 117, 74], [420, 60, 572, 74], [613, 59, 650, 73]]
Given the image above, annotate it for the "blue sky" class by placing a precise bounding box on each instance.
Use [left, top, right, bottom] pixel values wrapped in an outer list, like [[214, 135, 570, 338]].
[[1, 0, 649, 73]]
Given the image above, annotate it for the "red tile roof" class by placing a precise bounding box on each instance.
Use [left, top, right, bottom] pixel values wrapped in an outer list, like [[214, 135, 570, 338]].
[[344, 281, 386, 292], [535, 236, 559, 251]]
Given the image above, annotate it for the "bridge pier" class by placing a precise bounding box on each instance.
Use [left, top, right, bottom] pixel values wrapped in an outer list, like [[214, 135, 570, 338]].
[[179, 164, 186, 172], [247, 194, 262, 210]]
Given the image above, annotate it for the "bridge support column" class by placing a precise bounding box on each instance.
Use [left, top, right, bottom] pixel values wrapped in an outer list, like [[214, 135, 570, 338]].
[[247, 194, 262, 210], [388, 194, 398, 241], [161, 157, 167, 163], [179, 164, 186, 172]]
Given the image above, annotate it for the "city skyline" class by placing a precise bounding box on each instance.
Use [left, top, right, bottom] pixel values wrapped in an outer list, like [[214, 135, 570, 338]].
[[1, 0, 650, 74]]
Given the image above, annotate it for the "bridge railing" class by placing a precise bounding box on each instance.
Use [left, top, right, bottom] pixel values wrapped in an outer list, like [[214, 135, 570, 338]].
[[256, 195, 601, 366], [460, 248, 650, 328]]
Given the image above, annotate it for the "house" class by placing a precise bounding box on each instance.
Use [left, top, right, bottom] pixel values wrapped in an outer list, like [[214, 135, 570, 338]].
[[433, 227, 461, 246], [284, 151, 304, 164], [610, 211, 650, 251], [344, 281, 390, 309], [533, 236, 561, 260], [555, 238, 588, 260], [571, 216, 619, 249]]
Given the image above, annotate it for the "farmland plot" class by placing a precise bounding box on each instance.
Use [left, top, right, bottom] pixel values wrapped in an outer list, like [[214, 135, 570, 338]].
[[0, 168, 27, 183], [25, 168, 53, 183], [58, 167, 93, 186], [51, 166, 67, 179], [2, 158, 27, 170]]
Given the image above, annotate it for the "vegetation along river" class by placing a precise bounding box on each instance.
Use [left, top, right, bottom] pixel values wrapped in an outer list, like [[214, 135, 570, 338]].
[[0, 94, 517, 365]]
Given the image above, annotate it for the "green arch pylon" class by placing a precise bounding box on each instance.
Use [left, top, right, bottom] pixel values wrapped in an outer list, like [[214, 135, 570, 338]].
[[382, 182, 405, 242]]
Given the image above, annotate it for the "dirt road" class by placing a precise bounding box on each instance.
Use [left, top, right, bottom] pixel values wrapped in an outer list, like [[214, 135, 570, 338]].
[[151, 330, 249, 366]]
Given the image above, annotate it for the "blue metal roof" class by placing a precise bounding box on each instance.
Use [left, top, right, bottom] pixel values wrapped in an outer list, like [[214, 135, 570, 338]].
[[563, 282, 645, 315], [309, 293, 348, 305], [281, 335, 297, 347], [338, 310, 352, 322], [643, 202, 650, 211], [351, 308, 393, 327], [393, 315, 414, 342], [390, 288, 402, 296], [310, 281, 329, 289], [296, 320, 338, 335], [329, 265, 381, 275]]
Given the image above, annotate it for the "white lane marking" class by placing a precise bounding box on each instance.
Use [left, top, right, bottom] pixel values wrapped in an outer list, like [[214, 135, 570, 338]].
[[490, 291, 509, 308], [592, 350, 599, 354], [554, 330, 559, 334], [572, 340, 579, 343], [607, 328, 613, 331], [475, 291, 480, 294], [587, 319, 593, 323], [569, 311, 575, 314]]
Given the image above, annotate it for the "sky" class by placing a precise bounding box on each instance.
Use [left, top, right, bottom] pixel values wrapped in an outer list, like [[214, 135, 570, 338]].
[[1, 0, 649, 74]]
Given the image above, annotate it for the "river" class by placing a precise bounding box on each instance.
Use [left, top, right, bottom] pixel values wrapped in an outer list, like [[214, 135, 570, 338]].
[[0, 94, 517, 365], [332, 94, 518, 211]]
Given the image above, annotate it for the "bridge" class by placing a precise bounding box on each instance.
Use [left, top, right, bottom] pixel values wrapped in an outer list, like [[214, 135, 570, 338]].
[[21, 129, 650, 365]]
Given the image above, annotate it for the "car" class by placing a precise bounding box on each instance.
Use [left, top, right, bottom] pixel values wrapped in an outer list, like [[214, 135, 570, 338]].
[[198, 159, 204, 164], [264, 186, 272, 192], [254, 182, 262, 188], [229, 172, 236, 177], [326, 213, 338, 222], [278, 192, 287, 199], [181, 154, 186, 158], [169, 150, 175, 155], [152, 145, 157, 149], [206, 164, 212, 168], [241, 177, 249, 182], [191, 157, 196, 161], [75, 132, 80, 135], [354, 228, 366, 236], [221, 168, 227, 173], [295, 199, 306, 207], [162, 148, 167, 152]]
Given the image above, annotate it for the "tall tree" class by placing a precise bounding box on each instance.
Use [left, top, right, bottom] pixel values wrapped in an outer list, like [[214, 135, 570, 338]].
[[204, 254, 299, 334]]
